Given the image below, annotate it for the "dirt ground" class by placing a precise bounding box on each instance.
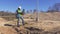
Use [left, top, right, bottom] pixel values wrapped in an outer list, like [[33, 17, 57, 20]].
[[0, 12, 60, 34]]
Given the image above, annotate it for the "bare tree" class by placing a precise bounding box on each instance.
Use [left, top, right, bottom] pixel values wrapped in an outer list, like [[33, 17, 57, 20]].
[[30, 10, 32, 13], [33, 9, 37, 13], [53, 3, 60, 12], [47, 3, 60, 12], [26, 10, 29, 13]]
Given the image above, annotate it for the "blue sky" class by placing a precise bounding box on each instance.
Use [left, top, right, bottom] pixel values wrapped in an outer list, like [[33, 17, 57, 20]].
[[0, 0, 60, 12]]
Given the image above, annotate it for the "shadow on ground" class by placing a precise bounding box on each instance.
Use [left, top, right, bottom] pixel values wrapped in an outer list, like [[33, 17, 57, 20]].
[[4, 24, 60, 34]]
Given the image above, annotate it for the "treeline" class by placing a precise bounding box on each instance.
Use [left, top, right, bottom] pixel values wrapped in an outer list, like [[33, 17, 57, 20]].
[[0, 3, 60, 16], [23, 3, 60, 13], [47, 3, 60, 12], [0, 11, 15, 16], [0, 9, 37, 16]]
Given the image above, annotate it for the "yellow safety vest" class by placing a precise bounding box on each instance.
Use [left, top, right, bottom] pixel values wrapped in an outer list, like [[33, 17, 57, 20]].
[[18, 9, 22, 16]]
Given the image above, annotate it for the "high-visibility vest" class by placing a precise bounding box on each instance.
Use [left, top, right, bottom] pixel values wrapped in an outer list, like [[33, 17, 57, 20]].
[[17, 9, 22, 16]]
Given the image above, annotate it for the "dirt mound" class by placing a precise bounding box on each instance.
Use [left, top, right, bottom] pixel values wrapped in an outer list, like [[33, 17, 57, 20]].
[[0, 18, 6, 22], [0, 26, 17, 34], [0, 18, 8, 26], [30, 12, 60, 21]]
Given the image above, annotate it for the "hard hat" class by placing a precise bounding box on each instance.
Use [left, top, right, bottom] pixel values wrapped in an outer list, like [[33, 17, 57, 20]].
[[18, 6, 21, 9]]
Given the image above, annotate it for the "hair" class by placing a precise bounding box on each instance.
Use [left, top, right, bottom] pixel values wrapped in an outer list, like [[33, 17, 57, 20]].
[[18, 8, 21, 10]]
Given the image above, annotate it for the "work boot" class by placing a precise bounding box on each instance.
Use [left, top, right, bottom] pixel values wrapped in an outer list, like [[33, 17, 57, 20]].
[[17, 22, 20, 27]]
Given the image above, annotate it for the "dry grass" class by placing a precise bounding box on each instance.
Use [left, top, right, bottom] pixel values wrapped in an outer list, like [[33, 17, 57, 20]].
[[0, 26, 17, 34], [0, 12, 60, 34]]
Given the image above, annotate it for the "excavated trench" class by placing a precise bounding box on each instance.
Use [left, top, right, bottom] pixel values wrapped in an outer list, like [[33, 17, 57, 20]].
[[4, 24, 60, 34], [14, 27, 60, 34], [11, 26, 60, 34]]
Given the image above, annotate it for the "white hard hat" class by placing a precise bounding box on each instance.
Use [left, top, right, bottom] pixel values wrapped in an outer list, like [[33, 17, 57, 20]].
[[18, 6, 21, 9]]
